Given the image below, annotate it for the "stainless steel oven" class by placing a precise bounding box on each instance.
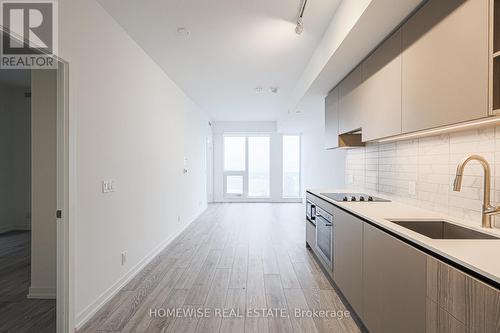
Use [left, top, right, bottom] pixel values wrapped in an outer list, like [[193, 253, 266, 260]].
[[315, 206, 333, 268], [306, 200, 316, 225]]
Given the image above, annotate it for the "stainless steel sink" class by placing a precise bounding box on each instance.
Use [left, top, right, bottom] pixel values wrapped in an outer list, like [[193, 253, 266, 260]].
[[387, 219, 500, 240]]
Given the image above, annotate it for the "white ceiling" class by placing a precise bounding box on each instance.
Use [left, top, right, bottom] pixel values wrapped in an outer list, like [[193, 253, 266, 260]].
[[97, 0, 341, 121]]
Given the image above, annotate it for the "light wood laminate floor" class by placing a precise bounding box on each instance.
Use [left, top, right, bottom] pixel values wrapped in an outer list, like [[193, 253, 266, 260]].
[[0, 231, 56, 333], [79, 203, 362, 333]]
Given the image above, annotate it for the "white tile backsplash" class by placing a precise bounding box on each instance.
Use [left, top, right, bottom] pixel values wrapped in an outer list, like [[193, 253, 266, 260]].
[[345, 126, 500, 228]]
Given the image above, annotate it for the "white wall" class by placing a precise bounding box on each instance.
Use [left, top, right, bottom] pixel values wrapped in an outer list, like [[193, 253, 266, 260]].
[[30, 69, 58, 299], [0, 84, 31, 233], [279, 93, 346, 194], [58, 0, 211, 328]]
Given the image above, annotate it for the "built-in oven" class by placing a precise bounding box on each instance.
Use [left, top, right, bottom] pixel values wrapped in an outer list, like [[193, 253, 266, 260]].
[[315, 206, 333, 268], [306, 200, 316, 225]]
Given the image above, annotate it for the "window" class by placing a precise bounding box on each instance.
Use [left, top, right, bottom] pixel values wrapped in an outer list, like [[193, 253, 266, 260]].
[[224, 136, 245, 171], [248, 136, 270, 197], [223, 134, 270, 198], [226, 175, 244, 195], [282, 135, 301, 198]]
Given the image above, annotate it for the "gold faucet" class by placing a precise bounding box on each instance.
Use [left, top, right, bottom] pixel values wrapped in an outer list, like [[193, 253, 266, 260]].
[[453, 154, 499, 228]]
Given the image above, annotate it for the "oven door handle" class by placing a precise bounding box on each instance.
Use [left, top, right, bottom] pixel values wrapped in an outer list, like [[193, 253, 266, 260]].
[[316, 214, 332, 226]]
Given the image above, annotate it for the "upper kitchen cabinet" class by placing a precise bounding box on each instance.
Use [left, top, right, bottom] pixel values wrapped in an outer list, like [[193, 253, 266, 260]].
[[339, 65, 364, 134], [361, 28, 402, 141], [325, 86, 339, 149], [401, 0, 489, 133]]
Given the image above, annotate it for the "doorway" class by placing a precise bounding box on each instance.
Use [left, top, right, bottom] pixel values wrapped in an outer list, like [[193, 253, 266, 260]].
[[0, 35, 69, 332], [0, 67, 64, 332]]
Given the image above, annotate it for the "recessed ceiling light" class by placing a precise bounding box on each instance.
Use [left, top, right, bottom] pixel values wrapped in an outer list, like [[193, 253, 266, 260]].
[[176, 27, 190, 36]]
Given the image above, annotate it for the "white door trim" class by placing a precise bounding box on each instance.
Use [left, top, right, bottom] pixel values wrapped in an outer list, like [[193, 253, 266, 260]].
[[56, 60, 72, 333]]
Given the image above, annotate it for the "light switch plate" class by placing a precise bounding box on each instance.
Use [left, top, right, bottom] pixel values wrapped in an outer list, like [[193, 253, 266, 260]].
[[102, 180, 115, 193]]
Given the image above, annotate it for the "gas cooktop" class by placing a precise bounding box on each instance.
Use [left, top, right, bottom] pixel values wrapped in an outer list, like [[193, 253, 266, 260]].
[[321, 192, 391, 202]]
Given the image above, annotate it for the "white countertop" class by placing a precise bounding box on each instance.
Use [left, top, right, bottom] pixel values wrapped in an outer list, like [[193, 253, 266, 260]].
[[307, 188, 500, 286]]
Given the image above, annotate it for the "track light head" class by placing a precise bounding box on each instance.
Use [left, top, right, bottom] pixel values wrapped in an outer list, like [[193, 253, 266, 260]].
[[295, 18, 304, 35], [295, 0, 307, 35]]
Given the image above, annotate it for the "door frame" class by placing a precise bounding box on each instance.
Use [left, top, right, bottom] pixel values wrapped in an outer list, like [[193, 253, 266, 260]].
[[56, 58, 71, 333], [0, 25, 73, 333]]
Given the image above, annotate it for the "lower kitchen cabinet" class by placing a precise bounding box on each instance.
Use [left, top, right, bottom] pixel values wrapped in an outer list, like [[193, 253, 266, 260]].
[[426, 256, 500, 332], [305, 193, 500, 333], [306, 219, 316, 250], [363, 223, 426, 333], [333, 206, 363, 316]]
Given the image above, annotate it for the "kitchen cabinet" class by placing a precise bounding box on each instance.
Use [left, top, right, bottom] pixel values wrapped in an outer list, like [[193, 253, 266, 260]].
[[333, 206, 363, 317], [426, 256, 500, 332], [306, 219, 316, 250], [339, 65, 364, 134], [363, 223, 426, 333], [361, 29, 402, 141], [325, 86, 340, 149], [401, 0, 489, 133]]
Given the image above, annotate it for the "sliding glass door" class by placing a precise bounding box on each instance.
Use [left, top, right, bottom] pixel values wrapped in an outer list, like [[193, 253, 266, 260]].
[[223, 134, 270, 199]]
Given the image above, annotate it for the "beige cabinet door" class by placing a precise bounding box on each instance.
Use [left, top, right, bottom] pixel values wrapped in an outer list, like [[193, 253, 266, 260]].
[[333, 206, 363, 317], [306, 219, 316, 250], [401, 0, 489, 133], [325, 87, 339, 149], [361, 29, 402, 141], [363, 223, 426, 333], [339, 65, 364, 134]]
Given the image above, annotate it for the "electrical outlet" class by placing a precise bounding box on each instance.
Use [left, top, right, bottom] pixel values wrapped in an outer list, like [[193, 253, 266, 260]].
[[408, 181, 416, 195], [121, 251, 127, 266]]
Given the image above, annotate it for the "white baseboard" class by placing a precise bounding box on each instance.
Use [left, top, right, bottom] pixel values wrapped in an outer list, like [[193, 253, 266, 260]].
[[28, 287, 56, 299], [74, 211, 203, 331]]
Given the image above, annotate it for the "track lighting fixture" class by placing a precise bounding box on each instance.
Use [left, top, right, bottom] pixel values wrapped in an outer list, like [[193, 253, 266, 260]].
[[295, 0, 308, 35]]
